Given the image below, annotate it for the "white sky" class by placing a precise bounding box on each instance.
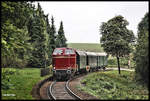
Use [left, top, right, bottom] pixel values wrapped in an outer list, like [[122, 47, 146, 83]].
[[33, 1, 149, 43]]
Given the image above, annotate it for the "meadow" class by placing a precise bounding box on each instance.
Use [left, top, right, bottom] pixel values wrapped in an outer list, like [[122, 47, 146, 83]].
[[2, 68, 51, 100], [67, 43, 104, 52], [78, 70, 149, 100]]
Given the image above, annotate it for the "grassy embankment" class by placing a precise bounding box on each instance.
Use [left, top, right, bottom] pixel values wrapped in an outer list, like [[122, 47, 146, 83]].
[[67, 43, 104, 52], [2, 68, 52, 100], [78, 70, 148, 100]]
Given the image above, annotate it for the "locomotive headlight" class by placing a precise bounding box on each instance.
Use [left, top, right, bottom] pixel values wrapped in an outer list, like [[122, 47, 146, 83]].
[[53, 67, 55, 70], [52, 67, 55, 72], [67, 70, 71, 74]]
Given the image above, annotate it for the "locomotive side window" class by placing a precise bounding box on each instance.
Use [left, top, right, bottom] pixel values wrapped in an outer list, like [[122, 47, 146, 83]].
[[53, 49, 63, 55], [65, 49, 75, 55]]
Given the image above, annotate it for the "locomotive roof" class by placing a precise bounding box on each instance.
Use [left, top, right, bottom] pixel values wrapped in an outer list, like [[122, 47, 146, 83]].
[[76, 50, 86, 56], [53, 48, 107, 56], [86, 52, 97, 56], [53, 48, 76, 55], [76, 50, 107, 56], [54, 47, 74, 50], [95, 52, 107, 56]]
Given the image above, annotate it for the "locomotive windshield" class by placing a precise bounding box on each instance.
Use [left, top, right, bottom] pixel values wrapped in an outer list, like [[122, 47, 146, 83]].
[[53, 49, 63, 55], [65, 49, 75, 55]]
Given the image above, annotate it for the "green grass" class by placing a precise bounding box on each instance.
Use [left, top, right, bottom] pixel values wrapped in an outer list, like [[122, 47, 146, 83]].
[[1, 68, 51, 100], [67, 43, 104, 52], [79, 70, 149, 100]]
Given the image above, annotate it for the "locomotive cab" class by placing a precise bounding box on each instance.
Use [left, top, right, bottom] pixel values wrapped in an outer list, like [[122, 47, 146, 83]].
[[52, 48, 76, 80]]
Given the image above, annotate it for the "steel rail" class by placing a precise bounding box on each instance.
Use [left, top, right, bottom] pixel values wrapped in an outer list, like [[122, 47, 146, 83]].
[[66, 79, 82, 100], [48, 81, 56, 100], [47, 80, 81, 100]]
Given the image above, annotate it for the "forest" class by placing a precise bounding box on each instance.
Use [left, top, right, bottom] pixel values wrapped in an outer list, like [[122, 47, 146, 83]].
[[1, 1, 67, 68]]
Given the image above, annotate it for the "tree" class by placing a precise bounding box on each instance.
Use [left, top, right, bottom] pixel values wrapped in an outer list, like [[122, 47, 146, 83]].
[[50, 16, 56, 50], [56, 21, 67, 47], [46, 16, 57, 64], [100, 15, 135, 74], [1, 1, 33, 68], [1, 1, 65, 68], [45, 14, 52, 66], [28, 3, 48, 67], [134, 12, 149, 85]]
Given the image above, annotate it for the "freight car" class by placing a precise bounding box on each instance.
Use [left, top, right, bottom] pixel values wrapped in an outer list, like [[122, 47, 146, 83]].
[[52, 48, 107, 80]]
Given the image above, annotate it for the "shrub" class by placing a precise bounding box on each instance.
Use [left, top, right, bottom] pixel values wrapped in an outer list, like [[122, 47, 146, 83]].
[[2, 68, 18, 90]]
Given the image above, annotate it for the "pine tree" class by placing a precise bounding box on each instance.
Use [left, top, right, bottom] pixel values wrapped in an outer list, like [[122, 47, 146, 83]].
[[56, 21, 67, 47], [50, 16, 56, 50], [28, 3, 48, 67], [46, 16, 57, 64], [45, 14, 52, 66]]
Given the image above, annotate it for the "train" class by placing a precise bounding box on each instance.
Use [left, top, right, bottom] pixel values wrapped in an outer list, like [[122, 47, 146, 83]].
[[52, 47, 108, 80]]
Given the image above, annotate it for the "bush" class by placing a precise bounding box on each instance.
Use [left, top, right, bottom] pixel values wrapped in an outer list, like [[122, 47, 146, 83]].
[[107, 56, 135, 68], [107, 58, 117, 66], [2, 68, 18, 90], [40, 68, 50, 77]]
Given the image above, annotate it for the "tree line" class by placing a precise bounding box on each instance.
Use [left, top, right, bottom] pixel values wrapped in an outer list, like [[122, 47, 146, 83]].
[[99, 13, 149, 86], [1, 1, 67, 68]]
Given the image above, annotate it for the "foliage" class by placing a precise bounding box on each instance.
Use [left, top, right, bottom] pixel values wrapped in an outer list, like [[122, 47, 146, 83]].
[[49, 16, 57, 51], [134, 12, 149, 86], [107, 57, 117, 66], [79, 70, 149, 100], [1, 1, 33, 68], [56, 21, 67, 47], [99, 15, 135, 74], [27, 3, 48, 68], [45, 15, 52, 66], [46, 16, 57, 65], [107, 56, 135, 68], [2, 68, 18, 90], [1, 1, 67, 68]]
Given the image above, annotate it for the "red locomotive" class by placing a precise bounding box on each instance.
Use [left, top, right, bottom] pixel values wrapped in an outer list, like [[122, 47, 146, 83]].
[[52, 48, 77, 80], [52, 47, 107, 80]]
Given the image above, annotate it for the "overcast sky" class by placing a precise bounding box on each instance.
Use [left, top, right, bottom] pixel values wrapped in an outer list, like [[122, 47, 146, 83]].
[[33, 1, 148, 43]]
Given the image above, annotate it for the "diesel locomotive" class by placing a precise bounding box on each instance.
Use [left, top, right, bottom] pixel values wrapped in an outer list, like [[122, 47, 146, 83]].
[[52, 48, 107, 80]]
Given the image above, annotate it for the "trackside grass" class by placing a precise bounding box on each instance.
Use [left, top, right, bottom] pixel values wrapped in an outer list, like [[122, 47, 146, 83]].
[[1, 68, 51, 100], [79, 70, 149, 100]]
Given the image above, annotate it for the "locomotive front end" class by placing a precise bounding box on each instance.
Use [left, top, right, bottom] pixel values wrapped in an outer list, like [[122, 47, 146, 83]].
[[52, 48, 76, 80]]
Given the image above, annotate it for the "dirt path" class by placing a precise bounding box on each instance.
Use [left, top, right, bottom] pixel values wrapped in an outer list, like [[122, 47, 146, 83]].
[[107, 67, 135, 71]]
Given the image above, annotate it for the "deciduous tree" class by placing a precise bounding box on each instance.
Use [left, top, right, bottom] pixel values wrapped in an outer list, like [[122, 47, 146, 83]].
[[100, 15, 135, 74]]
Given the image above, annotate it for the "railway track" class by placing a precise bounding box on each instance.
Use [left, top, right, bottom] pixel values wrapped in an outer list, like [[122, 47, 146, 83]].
[[44, 68, 134, 100], [46, 70, 104, 100], [47, 80, 81, 100]]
